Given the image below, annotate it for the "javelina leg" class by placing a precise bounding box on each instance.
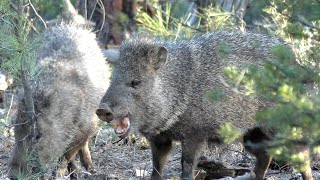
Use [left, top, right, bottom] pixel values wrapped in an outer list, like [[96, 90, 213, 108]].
[[243, 127, 272, 180], [67, 160, 78, 180], [64, 147, 83, 179], [149, 135, 173, 180], [56, 144, 82, 179], [53, 156, 69, 178], [181, 139, 206, 180], [251, 150, 272, 180], [79, 140, 95, 173]]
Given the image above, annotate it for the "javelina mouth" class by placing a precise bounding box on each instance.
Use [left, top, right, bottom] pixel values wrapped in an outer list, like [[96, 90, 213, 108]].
[[111, 115, 131, 138]]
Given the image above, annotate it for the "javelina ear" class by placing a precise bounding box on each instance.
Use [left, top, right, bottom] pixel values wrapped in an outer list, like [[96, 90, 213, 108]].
[[103, 49, 119, 64], [148, 46, 168, 70]]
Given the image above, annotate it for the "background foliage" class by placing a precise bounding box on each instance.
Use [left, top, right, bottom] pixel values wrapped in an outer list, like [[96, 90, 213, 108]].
[[1, 0, 320, 176]]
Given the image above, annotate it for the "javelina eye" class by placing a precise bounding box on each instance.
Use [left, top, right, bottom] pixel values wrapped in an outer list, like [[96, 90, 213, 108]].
[[130, 80, 141, 88]]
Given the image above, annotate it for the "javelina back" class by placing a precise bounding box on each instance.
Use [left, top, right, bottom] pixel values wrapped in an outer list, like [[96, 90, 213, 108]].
[[8, 24, 110, 179], [96, 31, 312, 180]]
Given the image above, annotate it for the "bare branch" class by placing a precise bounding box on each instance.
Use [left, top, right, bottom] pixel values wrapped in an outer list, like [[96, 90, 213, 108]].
[[8, 120, 29, 128], [97, 0, 106, 37], [271, 4, 320, 31], [5, 94, 14, 122], [295, 15, 320, 31], [28, 0, 47, 29], [84, 0, 87, 20], [88, 0, 98, 22]]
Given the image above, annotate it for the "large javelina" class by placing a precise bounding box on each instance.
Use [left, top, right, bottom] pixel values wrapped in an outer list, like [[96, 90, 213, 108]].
[[8, 24, 110, 179], [96, 31, 313, 180]]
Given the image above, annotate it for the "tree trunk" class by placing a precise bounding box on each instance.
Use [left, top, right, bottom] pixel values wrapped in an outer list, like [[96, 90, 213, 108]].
[[76, 0, 138, 46], [8, 0, 40, 177]]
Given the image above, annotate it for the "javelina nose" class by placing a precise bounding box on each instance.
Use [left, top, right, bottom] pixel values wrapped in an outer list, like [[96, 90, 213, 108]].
[[96, 104, 114, 122]]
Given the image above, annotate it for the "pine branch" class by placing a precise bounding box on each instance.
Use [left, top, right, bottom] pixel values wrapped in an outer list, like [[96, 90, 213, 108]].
[[295, 15, 320, 31]]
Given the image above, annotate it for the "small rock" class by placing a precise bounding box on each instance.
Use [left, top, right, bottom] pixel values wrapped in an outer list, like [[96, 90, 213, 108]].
[[103, 49, 119, 64], [135, 169, 148, 177], [0, 110, 5, 116], [107, 174, 118, 180], [0, 73, 8, 91]]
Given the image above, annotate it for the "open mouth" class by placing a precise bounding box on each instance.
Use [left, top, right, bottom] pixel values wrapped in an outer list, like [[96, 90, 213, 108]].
[[111, 116, 131, 138]]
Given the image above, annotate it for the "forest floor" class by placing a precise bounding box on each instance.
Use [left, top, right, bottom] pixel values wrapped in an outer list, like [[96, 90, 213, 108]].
[[0, 89, 319, 180], [1, 125, 320, 180]]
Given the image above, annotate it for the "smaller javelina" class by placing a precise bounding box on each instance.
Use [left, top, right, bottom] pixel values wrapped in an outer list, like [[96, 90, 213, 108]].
[[8, 24, 110, 179], [97, 31, 313, 180]]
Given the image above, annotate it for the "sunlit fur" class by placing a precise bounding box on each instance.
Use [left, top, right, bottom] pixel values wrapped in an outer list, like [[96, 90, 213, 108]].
[[8, 24, 110, 178]]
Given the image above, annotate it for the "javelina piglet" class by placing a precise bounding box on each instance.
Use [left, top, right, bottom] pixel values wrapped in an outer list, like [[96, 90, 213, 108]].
[[8, 24, 110, 179], [96, 31, 313, 180]]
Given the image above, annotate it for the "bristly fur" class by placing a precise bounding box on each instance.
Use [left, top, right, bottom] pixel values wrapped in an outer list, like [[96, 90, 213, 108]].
[[106, 30, 282, 137], [8, 23, 110, 178], [99, 30, 286, 179]]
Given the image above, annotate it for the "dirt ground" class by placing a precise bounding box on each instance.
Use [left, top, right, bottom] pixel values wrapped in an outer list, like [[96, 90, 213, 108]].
[[0, 92, 319, 180], [1, 125, 320, 180]]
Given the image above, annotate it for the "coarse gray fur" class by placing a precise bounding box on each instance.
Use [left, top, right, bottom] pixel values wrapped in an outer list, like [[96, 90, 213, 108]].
[[8, 23, 110, 178], [97, 31, 296, 179]]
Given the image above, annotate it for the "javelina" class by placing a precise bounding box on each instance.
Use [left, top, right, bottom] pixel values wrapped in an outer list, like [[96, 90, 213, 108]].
[[8, 24, 110, 179], [96, 31, 313, 180]]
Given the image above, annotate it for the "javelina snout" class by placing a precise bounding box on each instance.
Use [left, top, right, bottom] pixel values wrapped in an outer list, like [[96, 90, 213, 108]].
[[96, 103, 114, 122], [96, 103, 131, 138]]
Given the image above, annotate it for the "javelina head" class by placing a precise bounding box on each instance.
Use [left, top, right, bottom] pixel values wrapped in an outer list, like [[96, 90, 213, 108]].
[[97, 37, 168, 137]]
